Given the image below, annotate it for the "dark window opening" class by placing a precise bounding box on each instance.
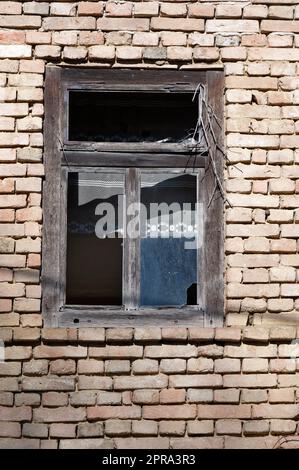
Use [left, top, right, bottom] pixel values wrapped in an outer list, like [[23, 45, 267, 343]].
[[66, 172, 124, 305], [68, 91, 198, 143]]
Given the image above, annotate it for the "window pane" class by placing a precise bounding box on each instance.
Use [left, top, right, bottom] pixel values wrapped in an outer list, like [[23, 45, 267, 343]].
[[140, 172, 198, 307], [68, 91, 197, 143], [66, 172, 124, 305]]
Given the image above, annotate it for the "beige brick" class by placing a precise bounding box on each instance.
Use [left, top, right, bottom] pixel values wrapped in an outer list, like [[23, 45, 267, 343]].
[[186, 389, 213, 404], [43, 16, 95, 30], [160, 389, 185, 404], [252, 404, 299, 419], [151, 18, 204, 32], [134, 2, 159, 17], [78, 2, 103, 16], [242, 358, 268, 373], [98, 17, 149, 31], [216, 419, 241, 436], [271, 419, 296, 435], [132, 420, 157, 436], [143, 404, 196, 420]]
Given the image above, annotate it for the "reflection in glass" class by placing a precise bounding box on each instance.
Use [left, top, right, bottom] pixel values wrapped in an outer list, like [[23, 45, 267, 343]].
[[140, 172, 198, 307], [66, 172, 124, 305]]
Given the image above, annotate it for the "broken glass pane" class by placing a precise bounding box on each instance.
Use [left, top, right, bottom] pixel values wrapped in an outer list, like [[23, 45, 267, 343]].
[[140, 172, 198, 307], [66, 171, 124, 305], [68, 91, 197, 143]]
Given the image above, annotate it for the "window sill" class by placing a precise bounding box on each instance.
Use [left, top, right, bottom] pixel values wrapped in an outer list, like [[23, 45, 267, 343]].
[[52, 306, 205, 328]]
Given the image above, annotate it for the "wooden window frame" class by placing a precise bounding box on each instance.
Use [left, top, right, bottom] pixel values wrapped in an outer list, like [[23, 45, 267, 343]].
[[42, 66, 224, 328]]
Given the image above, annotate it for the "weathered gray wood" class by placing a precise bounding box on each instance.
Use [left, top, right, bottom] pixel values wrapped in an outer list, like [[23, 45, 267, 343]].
[[62, 151, 206, 168], [203, 71, 224, 327], [42, 66, 62, 327], [61, 68, 207, 90], [57, 308, 204, 327], [123, 168, 140, 309], [63, 142, 206, 154]]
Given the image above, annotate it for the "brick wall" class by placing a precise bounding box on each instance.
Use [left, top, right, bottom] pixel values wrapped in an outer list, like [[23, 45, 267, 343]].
[[0, 0, 299, 449]]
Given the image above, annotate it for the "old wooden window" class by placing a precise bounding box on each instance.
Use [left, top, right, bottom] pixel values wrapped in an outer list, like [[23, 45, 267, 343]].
[[43, 67, 224, 327]]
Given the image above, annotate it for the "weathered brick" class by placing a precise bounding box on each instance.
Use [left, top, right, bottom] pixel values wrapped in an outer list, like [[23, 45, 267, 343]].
[[34, 407, 86, 423], [87, 405, 141, 421]]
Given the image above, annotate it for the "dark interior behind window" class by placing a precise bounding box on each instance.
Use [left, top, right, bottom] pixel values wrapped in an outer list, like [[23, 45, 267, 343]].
[[68, 91, 197, 143]]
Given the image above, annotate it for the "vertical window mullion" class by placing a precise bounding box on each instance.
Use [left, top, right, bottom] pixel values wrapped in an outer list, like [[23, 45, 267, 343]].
[[123, 168, 140, 310]]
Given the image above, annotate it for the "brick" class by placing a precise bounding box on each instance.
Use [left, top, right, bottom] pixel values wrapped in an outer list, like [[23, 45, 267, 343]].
[[34, 346, 86, 359], [214, 358, 241, 374], [216, 419, 242, 436], [160, 389, 185, 404], [23, 423, 48, 439], [132, 390, 159, 405], [97, 392, 122, 405], [70, 391, 96, 407], [159, 420, 185, 436], [89, 345, 142, 359], [15, 393, 40, 406], [159, 359, 186, 374], [261, 20, 299, 33], [77, 422, 103, 438], [243, 327, 269, 342], [214, 389, 240, 404], [242, 358, 269, 373], [252, 404, 299, 419], [193, 47, 219, 61], [0, 422, 21, 438], [22, 377, 75, 392], [269, 388, 295, 403], [187, 358, 213, 373], [171, 437, 223, 449], [0, 15, 41, 29], [14, 298, 40, 312], [87, 405, 141, 421], [132, 420, 157, 436], [23, 2, 49, 15], [105, 360, 130, 374], [50, 423, 76, 439], [206, 20, 259, 33], [271, 419, 296, 435], [98, 17, 149, 31], [0, 406, 31, 422], [134, 2, 159, 17], [187, 389, 213, 404], [34, 407, 86, 423], [151, 18, 204, 32], [169, 375, 222, 389], [43, 17, 95, 30], [145, 345, 197, 358], [189, 328, 215, 343], [105, 419, 131, 437], [269, 326, 296, 341], [49, 359, 76, 376], [114, 375, 167, 390], [188, 33, 214, 46], [78, 376, 112, 390], [115, 437, 168, 449], [133, 32, 159, 46], [77, 359, 104, 375], [198, 405, 251, 420], [198, 345, 223, 358], [241, 389, 268, 404], [23, 360, 48, 376], [134, 327, 161, 343], [143, 404, 196, 420], [132, 359, 158, 375], [0, 393, 13, 406], [78, 2, 103, 16], [225, 344, 277, 358]]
